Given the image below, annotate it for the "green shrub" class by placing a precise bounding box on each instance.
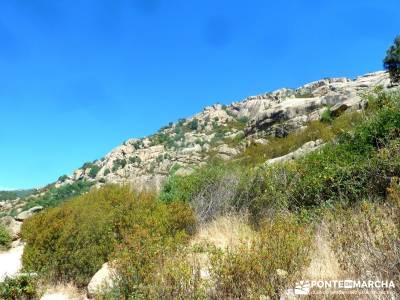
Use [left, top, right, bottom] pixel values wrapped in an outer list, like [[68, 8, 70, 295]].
[[188, 118, 199, 131], [22, 180, 93, 210], [384, 35, 400, 84], [234, 91, 400, 221], [57, 175, 68, 182], [88, 165, 100, 179], [112, 159, 127, 172], [0, 224, 12, 250], [103, 168, 110, 176], [21, 185, 196, 287], [159, 164, 230, 204], [0, 274, 38, 300], [0, 191, 18, 201], [320, 106, 332, 123], [210, 214, 312, 299]]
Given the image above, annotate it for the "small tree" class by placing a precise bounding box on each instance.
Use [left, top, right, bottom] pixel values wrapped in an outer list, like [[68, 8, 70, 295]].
[[384, 35, 400, 84]]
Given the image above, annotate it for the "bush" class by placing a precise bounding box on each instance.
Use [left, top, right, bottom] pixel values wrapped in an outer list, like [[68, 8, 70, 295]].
[[210, 214, 312, 299], [320, 106, 332, 123], [384, 35, 400, 84], [159, 164, 231, 204], [88, 165, 100, 178], [0, 274, 38, 300], [325, 198, 400, 296], [21, 185, 196, 287], [234, 91, 400, 221], [0, 224, 12, 250], [22, 180, 93, 210], [112, 159, 127, 172]]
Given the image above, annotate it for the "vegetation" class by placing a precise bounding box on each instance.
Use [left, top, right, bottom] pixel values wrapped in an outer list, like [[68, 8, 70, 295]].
[[17, 87, 400, 298], [22, 180, 93, 210], [0, 189, 35, 201], [21, 185, 196, 287], [88, 165, 101, 178], [112, 159, 127, 172], [384, 35, 400, 84], [0, 191, 18, 201], [320, 106, 333, 123], [0, 274, 38, 300], [210, 214, 312, 299], [0, 224, 12, 250]]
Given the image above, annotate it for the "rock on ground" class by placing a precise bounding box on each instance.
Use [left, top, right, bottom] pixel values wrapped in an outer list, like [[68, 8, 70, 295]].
[[87, 262, 115, 298], [265, 139, 325, 165], [15, 206, 43, 221]]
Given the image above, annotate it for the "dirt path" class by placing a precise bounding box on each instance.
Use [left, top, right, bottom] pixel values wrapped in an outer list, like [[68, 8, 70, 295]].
[[0, 243, 24, 282]]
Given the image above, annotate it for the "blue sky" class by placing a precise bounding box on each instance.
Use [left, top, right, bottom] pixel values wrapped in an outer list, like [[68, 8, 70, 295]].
[[0, 0, 399, 190]]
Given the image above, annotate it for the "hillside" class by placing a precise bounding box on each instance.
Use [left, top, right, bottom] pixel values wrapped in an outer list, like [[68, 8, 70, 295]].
[[62, 71, 388, 190], [1, 70, 400, 299], [0, 71, 390, 216]]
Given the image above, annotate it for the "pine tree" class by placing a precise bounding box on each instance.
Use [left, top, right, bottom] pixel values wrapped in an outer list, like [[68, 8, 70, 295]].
[[384, 36, 400, 84]]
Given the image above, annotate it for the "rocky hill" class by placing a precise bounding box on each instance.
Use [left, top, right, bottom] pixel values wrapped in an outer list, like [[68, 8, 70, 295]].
[[0, 71, 391, 216], [56, 71, 390, 190]]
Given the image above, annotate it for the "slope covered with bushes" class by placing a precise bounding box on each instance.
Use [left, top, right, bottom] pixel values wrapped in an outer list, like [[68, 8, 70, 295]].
[[17, 89, 400, 299]]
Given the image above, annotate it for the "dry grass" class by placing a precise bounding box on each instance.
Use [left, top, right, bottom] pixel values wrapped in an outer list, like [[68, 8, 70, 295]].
[[190, 214, 254, 250], [40, 283, 87, 300], [304, 223, 344, 281]]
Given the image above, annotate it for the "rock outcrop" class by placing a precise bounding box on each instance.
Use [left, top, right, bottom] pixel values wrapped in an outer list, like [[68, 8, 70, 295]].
[[265, 139, 325, 165], [2, 71, 390, 209], [15, 206, 43, 222]]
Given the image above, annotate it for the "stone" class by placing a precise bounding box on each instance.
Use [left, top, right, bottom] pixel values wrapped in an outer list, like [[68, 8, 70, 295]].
[[265, 139, 325, 165], [330, 103, 349, 117], [0, 216, 22, 240], [15, 206, 43, 221], [87, 263, 115, 298]]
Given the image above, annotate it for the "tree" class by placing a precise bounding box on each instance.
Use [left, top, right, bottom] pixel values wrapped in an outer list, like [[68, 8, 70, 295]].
[[384, 36, 400, 84]]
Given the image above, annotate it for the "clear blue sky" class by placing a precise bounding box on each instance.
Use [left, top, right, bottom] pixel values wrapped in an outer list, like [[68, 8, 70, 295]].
[[0, 0, 399, 190]]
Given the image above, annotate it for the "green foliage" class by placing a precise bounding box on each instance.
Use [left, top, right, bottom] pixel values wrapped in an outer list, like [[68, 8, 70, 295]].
[[0, 191, 17, 201], [0, 224, 12, 250], [22, 181, 93, 210], [128, 156, 141, 164], [0, 274, 38, 300], [58, 175, 68, 182], [237, 92, 400, 221], [384, 35, 400, 84], [188, 118, 199, 131], [88, 165, 101, 179], [110, 201, 197, 298], [210, 214, 312, 299], [320, 106, 333, 123], [159, 164, 228, 204], [112, 159, 127, 172], [21, 185, 196, 287], [103, 168, 110, 176]]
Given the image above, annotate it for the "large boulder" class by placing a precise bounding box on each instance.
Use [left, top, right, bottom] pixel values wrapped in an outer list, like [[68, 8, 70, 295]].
[[265, 139, 325, 165], [0, 216, 22, 240], [15, 206, 43, 222], [87, 263, 115, 298]]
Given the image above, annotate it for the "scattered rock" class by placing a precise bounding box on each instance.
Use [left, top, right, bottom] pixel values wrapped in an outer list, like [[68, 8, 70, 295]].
[[330, 103, 349, 117], [217, 144, 239, 160], [0, 216, 22, 240], [87, 263, 115, 298], [15, 206, 43, 221]]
